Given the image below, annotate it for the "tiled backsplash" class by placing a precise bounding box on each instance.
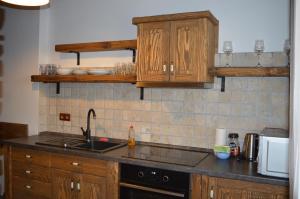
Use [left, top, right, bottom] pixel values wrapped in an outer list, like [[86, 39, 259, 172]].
[[39, 77, 289, 148]]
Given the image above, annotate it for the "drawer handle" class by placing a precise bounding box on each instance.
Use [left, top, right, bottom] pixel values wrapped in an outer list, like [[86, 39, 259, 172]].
[[163, 64, 167, 72], [71, 162, 80, 166], [25, 170, 31, 174], [77, 182, 80, 191], [170, 64, 174, 72], [25, 155, 32, 159], [25, 185, 31, 189], [71, 181, 74, 190]]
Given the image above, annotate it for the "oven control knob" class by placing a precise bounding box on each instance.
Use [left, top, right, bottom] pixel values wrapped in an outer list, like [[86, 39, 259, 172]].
[[163, 175, 169, 182], [138, 171, 144, 178]]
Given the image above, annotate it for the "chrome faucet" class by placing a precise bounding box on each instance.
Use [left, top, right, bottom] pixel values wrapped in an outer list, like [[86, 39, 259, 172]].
[[81, 108, 96, 143]]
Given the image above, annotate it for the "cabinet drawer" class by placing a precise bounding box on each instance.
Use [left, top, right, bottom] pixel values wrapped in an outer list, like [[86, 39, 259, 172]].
[[12, 176, 51, 199], [51, 153, 108, 176], [12, 147, 50, 167], [12, 160, 51, 182]]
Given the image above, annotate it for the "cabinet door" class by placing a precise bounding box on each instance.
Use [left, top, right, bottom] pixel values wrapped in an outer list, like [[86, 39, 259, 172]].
[[170, 19, 202, 82], [137, 21, 170, 82], [52, 169, 80, 199], [206, 176, 288, 199], [79, 174, 106, 199]]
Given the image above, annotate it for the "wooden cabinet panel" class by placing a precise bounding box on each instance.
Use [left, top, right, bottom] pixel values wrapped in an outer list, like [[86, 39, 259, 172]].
[[137, 22, 170, 82], [80, 174, 106, 199], [12, 176, 51, 199], [134, 11, 218, 85], [51, 153, 107, 177], [170, 19, 201, 82], [12, 147, 50, 167], [206, 176, 289, 199], [52, 169, 79, 199], [12, 160, 50, 182]]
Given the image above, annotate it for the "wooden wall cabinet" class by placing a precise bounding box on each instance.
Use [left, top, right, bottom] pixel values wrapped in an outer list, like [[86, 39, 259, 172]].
[[4, 146, 119, 199], [191, 174, 289, 199], [133, 11, 219, 86]]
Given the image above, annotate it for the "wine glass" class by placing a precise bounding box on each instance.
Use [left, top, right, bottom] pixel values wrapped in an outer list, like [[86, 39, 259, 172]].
[[223, 41, 233, 66], [255, 40, 264, 67]]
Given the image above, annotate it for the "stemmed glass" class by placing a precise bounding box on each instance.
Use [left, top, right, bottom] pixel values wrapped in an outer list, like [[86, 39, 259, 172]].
[[223, 41, 233, 66], [255, 40, 264, 67]]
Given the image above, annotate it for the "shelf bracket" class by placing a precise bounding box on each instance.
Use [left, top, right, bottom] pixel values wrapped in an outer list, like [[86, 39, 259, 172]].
[[128, 48, 136, 63], [56, 82, 60, 94], [70, 51, 80, 65], [140, 87, 144, 100], [218, 76, 226, 92]]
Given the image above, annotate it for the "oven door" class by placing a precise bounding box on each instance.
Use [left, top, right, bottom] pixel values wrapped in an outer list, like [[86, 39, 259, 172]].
[[120, 182, 187, 199]]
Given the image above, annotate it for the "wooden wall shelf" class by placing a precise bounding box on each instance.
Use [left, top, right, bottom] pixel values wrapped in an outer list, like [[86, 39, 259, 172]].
[[31, 75, 137, 83], [210, 67, 290, 77], [55, 39, 137, 53]]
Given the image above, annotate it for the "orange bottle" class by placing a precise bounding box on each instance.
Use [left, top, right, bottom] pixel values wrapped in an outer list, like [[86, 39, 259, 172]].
[[128, 125, 136, 148]]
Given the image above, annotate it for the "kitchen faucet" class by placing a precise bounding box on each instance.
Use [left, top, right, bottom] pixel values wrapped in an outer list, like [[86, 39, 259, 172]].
[[81, 108, 96, 143]]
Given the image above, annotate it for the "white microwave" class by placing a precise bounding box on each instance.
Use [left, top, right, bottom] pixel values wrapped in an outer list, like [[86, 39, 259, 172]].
[[257, 128, 289, 178]]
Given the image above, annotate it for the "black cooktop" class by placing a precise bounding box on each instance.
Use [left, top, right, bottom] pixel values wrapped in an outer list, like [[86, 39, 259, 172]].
[[123, 145, 208, 167]]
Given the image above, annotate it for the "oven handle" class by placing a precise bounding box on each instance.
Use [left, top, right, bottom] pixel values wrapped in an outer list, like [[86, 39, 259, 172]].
[[120, 182, 185, 198]]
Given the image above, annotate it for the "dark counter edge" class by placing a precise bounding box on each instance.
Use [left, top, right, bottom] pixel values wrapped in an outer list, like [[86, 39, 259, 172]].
[[0, 134, 289, 187]]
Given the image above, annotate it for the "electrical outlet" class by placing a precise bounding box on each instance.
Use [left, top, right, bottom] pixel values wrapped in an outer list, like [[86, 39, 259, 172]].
[[59, 113, 71, 121]]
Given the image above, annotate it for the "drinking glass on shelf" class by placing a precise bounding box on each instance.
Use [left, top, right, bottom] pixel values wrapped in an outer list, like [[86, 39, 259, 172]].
[[39, 64, 47, 75], [223, 41, 233, 66], [255, 40, 264, 67]]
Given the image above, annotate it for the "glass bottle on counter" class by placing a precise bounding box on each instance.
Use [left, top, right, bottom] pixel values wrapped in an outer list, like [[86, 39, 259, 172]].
[[128, 125, 136, 148], [228, 133, 240, 157]]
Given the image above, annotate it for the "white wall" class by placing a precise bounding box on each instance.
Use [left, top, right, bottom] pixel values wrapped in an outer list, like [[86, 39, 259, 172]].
[[0, 7, 40, 135], [42, 0, 289, 68]]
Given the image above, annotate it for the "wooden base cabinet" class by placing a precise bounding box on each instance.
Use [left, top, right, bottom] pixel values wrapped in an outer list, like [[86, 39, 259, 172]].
[[133, 11, 219, 85], [191, 175, 289, 199], [4, 146, 119, 199]]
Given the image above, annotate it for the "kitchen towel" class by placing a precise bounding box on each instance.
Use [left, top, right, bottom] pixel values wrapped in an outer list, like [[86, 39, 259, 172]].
[[215, 128, 227, 146]]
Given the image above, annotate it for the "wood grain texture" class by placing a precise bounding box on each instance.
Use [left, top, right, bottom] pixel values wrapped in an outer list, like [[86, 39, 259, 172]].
[[106, 162, 119, 199], [52, 169, 78, 199], [0, 122, 28, 140], [31, 74, 137, 83], [12, 160, 51, 182], [136, 22, 170, 82], [170, 19, 201, 82], [191, 174, 202, 199], [136, 81, 208, 88], [80, 174, 106, 199], [55, 39, 137, 52], [132, 11, 218, 26], [206, 176, 289, 199], [4, 145, 12, 199], [12, 147, 50, 167], [210, 67, 290, 77], [51, 153, 108, 177], [12, 176, 52, 199]]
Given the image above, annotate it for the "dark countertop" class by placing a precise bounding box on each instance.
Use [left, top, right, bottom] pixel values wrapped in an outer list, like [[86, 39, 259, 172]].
[[1, 132, 289, 187]]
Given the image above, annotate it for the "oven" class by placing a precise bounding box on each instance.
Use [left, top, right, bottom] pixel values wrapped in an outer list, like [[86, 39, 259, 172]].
[[120, 163, 190, 199]]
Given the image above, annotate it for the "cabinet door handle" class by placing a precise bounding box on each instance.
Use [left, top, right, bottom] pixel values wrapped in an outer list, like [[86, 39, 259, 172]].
[[71, 162, 80, 166], [25, 170, 31, 174], [77, 182, 81, 191], [170, 64, 174, 72], [163, 65, 167, 72], [25, 154, 31, 159], [25, 185, 31, 189], [210, 189, 214, 199], [71, 181, 74, 190]]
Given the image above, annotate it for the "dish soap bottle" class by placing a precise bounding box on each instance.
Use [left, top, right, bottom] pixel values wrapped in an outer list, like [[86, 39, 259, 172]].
[[128, 125, 136, 148]]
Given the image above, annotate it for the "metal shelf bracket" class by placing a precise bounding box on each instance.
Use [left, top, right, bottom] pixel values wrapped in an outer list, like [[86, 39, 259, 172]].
[[217, 76, 226, 92], [140, 87, 144, 100]]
